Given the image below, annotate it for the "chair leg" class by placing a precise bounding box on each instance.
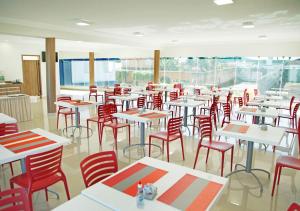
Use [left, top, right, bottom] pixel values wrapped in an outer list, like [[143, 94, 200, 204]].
[[180, 136, 185, 160], [128, 126, 131, 145], [149, 137, 152, 157], [230, 147, 234, 172], [192, 117, 196, 135], [56, 113, 60, 129], [113, 129, 118, 151], [277, 166, 282, 185], [221, 152, 225, 177], [193, 145, 201, 169], [64, 115, 67, 130], [205, 148, 210, 164], [86, 120, 89, 137], [62, 177, 71, 200], [98, 125, 104, 145], [167, 142, 170, 162], [9, 162, 14, 176], [45, 188, 48, 201], [272, 163, 280, 196]]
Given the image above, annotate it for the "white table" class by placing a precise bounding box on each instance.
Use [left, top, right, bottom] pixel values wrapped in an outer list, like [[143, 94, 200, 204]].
[[132, 90, 160, 96], [236, 106, 279, 125], [81, 157, 227, 211], [53, 195, 113, 211], [166, 99, 205, 135], [254, 95, 283, 101], [0, 128, 70, 198], [216, 123, 285, 192], [265, 90, 289, 96], [109, 95, 139, 110], [0, 113, 17, 124], [247, 100, 289, 109], [55, 100, 101, 138]]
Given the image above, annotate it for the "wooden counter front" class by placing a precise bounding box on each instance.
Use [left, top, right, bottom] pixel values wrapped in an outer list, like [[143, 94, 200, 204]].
[[0, 83, 22, 96]]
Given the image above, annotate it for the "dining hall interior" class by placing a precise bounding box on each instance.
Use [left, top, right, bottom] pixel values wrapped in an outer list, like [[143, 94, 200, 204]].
[[0, 0, 300, 210]]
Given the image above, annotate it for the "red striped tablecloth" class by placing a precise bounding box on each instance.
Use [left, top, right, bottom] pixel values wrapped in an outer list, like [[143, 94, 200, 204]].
[[0, 131, 56, 153], [102, 162, 167, 196], [122, 108, 139, 115], [138, 112, 166, 119], [157, 174, 223, 211], [223, 124, 249, 133], [240, 107, 257, 112]]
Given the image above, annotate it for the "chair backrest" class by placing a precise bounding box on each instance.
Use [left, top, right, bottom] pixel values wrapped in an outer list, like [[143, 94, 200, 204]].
[[153, 95, 162, 110], [198, 116, 212, 143], [147, 84, 154, 91], [222, 103, 231, 123], [287, 202, 300, 211], [292, 103, 300, 118], [167, 117, 183, 136], [89, 85, 97, 93], [26, 146, 63, 183], [104, 91, 115, 104], [80, 151, 118, 188], [114, 87, 122, 95], [289, 96, 295, 115], [0, 123, 18, 136], [238, 97, 243, 107], [212, 95, 219, 104], [123, 88, 131, 94], [226, 92, 232, 103], [57, 96, 72, 110], [102, 104, 117, 122], [97, 104, 105, 119], [0, 188, 30, 211], [245, 93, 250, 103], [194, 89, 200, 96], [137, 97, 146, 108], [169, 91, 178, 101]]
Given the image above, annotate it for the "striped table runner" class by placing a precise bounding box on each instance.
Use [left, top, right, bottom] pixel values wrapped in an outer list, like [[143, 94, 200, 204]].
[[138, 112, 166, 119], [223, 124, 249, 133], [102, 163, 167, 196], [122, 108, 139, 115], [67, 100, 92, 106], [157, 174, 223, 211], [0, 131, 56, 153], [240, 107, 257, 112]]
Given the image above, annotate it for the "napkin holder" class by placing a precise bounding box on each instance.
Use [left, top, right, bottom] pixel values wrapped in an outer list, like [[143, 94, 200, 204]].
[[260, 125, 268, 131], [143, 184, 157, 200]]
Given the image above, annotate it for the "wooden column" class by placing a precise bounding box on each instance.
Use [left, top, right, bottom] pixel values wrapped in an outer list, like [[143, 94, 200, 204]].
[[89, 52, 95, 86], [45, 38, 56, 113], [153, 50, 160, 83]]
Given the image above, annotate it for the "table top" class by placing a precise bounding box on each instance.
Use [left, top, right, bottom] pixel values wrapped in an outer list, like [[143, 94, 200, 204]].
[[216, 122, 285, 146], [247, 100, 289, 109], [55, 100, 101, 109], [109, 94, 139, 101], [265, 90, 289, 96], [179, 95, 211, 101], [0, 113, 17, 124], [254, 95, 283, 101], [166, 99, 205, 107], [0, 128, 70, 164], [81, 157, 227, 211], [236, 106, 279, 118], [132, 90, 160, 96], [113, 109, 169, 123], [0, 94, 29, 100], [53, 195, 113, 211]]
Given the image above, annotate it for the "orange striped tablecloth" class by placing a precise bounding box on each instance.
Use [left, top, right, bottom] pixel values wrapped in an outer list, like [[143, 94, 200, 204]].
[[0, 131, 56, 153], [157, 174, 223, 211], [102, 162, 167, 196], [138, 112, 166, 119], [223, 124, 249, 133], [121, 108, 139, 115], [240, 107, 257, 112]]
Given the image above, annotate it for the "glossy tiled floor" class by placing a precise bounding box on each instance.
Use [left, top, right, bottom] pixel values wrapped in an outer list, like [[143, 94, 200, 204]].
[[1, 98, 299, 211]]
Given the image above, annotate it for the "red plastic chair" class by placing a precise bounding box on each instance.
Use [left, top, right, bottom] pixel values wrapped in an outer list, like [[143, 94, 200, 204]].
[[0, 188, 30, 211], [149, 117, 184, 162], [10, 146, 70, 210], [237, 97, 244, 120], [168, 91, 180, 117], [114, 87, 122, 95], [56, 96, 79, 129], [114, 83, 120, 87], [193, 102, 218, 135], [221, 103, 231, 127], [153, 95, 163, 111], [279, 96, 295, 114], [99, 104, 131, 150], [287, 202, 300, 211], [194, 88, 201, 96], [137, 96, 146, 108], [89, 85, 103, 102], [271, 156, 300, 196], [0, 123, 19, 176], [105, 91, 123, 111], [123, 88, 131, 94], [86, 105, 105, 140], [193, 116, 234, 176], [278, 103, 300, 129], [80, 151, 118, 188]]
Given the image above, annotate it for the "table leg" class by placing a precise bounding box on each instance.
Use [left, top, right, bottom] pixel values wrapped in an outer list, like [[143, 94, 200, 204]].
[[245, 141, 254, 172], [140, 122, 145, 145], [183, 106, 188, 127], [165, 91, 167, 102], [126, 101, 129, 110], [75, 107, 79, 128]]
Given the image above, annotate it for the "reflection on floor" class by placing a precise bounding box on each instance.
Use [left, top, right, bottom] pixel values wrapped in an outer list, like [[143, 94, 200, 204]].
[[0, 98, 299, 211]]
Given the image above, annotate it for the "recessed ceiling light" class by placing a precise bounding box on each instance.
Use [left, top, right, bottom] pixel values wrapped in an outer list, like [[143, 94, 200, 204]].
[[76, 20, 90, 26], [242, 21, 255, 28], [133, 32, 144, 37], [258, 35, 268, 40], [214, 0, 234, 6]]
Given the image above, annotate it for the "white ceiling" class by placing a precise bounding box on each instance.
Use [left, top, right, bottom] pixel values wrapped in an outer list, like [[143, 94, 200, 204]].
[[0, 0, 300, 48]]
